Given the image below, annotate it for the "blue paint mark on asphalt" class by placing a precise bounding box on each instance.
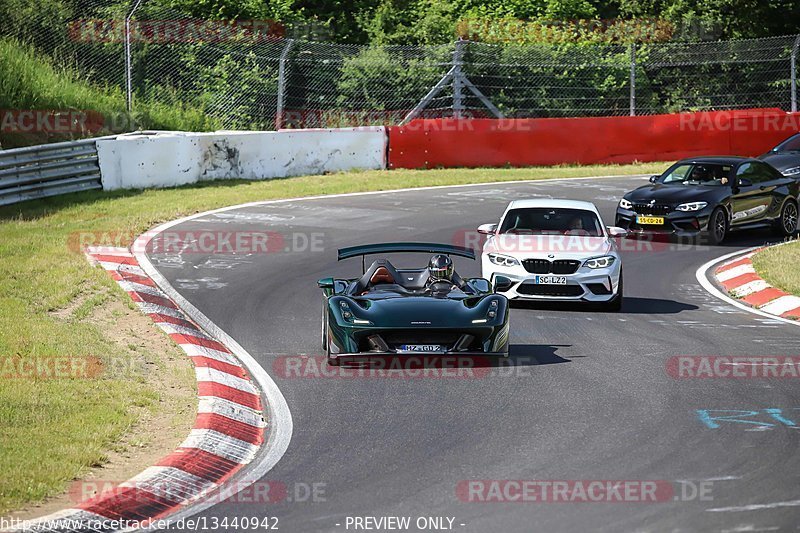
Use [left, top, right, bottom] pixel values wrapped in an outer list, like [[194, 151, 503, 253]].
[[696, 409, 798, 429], [764, 408, 797, 426]]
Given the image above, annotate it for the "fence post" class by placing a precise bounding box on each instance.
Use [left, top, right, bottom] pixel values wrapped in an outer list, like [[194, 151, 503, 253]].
[[452, 39, 465, 119], [275, 39, 295, 130], [629, 43, 636, 116], [792, 36, 800, 113], [124, 0, 144, 113]]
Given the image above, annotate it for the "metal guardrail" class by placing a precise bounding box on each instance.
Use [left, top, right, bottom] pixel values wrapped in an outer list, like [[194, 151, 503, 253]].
[[0, 136, 116, 206]]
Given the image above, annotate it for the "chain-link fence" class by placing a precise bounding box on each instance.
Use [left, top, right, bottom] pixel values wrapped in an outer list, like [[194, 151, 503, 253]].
[[1, 0, 799, 138]]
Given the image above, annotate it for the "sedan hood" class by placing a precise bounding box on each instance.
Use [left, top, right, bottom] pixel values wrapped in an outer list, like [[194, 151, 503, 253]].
[[625, 184, 722, 205], [485, 234, 611, 259]]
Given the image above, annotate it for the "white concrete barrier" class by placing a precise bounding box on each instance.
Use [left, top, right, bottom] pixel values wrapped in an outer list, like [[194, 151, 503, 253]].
[[97, 128, 387, 190]]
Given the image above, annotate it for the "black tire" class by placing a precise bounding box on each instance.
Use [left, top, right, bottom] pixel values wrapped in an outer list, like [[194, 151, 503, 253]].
[[321, 304, 328, 352], [773, 200, 798, 237], [322, 303, 340, 366], [706, 207, 728, 245], [603, 271, 623, 312]]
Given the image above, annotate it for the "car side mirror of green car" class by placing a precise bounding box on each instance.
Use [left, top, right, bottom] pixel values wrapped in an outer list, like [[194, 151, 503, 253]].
[[494, 276, 514, 293], [468, 278, 491, 293], [317, 277, 335, 290]]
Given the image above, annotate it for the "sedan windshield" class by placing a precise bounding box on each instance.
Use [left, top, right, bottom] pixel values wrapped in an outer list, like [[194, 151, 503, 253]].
[[660, 163, 732, 186], [499, 208, 604, 236]]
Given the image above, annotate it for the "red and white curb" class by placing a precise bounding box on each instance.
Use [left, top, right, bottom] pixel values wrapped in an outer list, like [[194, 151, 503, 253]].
[[7, 248, 268, 532], [714, 247, 800, 320]]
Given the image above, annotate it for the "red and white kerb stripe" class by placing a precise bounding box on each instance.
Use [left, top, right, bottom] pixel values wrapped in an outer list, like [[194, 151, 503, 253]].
[[9, 248, 267, 532], [715, 249, 800, 319]]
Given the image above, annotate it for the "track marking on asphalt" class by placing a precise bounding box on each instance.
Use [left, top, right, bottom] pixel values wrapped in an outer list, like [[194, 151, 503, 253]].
[[707, 500, 800, 512]]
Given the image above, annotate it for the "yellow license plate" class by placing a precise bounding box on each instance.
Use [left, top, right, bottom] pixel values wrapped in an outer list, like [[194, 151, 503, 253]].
[[636, 216, 664, 225]]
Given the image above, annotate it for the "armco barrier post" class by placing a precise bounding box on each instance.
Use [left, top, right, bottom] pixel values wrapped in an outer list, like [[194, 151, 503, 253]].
[[453, 40, 465, 119], [276, 39, 295, 130], [124, 0, 144, 112], [792, 36, 800, 112], [629, 43, 636, 117]]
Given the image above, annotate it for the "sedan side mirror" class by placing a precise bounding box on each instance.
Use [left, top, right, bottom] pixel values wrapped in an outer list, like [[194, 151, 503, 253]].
[[607, 226, 628, 238], [649, 175, 659, 183], [494, 276, 514, 293], [477, 223, 497, 235], [737, 177, 752, 187]]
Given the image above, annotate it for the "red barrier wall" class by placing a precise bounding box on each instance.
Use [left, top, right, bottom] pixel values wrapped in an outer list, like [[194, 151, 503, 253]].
[[388, 109, 800, 169]]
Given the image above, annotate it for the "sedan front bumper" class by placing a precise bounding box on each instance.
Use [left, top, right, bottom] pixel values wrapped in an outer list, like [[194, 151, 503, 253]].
[[484, 261, 621, 303], [615, 206, 714, 237]]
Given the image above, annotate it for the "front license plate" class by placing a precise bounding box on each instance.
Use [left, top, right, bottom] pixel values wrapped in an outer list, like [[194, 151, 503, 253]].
[[399, 344, 444, 352], [636, 215, 665, 225], [534, 275, 567, 285]]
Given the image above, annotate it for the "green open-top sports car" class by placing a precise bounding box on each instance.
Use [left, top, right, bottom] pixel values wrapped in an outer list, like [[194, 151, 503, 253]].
[[318, 242, 510, 365]]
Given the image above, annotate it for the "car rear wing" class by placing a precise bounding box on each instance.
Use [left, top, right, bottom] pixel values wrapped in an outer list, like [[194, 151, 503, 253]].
[[337, 242, 476, 262]]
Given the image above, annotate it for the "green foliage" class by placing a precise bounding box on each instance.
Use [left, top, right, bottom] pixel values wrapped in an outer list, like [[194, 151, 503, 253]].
[[336, 44, 449, 113]]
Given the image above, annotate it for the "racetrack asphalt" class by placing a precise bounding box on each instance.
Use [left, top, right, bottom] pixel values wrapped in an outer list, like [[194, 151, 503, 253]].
[[147, 176, 800, 533]]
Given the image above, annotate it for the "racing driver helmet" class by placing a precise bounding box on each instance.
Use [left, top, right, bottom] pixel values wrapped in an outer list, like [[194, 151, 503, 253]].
[[429, 254, 454, 282]]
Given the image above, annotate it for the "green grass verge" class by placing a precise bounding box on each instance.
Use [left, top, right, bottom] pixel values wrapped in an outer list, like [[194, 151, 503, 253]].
[[0, 162, 667, 514], [0, 38, 218, 148], [751, 239, 800, 297]]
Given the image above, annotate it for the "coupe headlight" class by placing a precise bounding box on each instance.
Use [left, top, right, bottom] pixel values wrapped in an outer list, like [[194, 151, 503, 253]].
[[782, 166, 800, 176], [488, 253, 520, 267], [676, 202, 708, 212], [619, 198, 633, 210], [584, 255, 616, 269]]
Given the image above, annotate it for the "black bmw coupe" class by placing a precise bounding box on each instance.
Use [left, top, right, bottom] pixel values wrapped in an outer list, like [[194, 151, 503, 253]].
[[616, 157, 799, 244]]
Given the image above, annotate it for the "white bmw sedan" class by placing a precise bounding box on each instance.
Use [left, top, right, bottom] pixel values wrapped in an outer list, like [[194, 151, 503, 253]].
[[479, 199, 627, 311]]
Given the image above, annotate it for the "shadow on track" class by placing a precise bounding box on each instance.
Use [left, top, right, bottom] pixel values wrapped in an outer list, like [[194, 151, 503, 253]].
[[508, 344, 572, 366], [510, 298, 698, 315], [330, 345, 571, 371]]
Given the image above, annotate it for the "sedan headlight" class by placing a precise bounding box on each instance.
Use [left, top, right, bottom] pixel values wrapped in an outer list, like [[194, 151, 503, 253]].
[[619, 198, 633, 210], [584, 255, 616, 269], [676, 201, 708, 212], [488, 253, 520, 267], [782, 166, 800, 176]]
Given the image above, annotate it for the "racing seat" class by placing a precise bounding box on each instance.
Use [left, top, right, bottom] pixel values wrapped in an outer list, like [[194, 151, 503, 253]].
[[370, 267, 394, 285], [349, 260, 402, 295]]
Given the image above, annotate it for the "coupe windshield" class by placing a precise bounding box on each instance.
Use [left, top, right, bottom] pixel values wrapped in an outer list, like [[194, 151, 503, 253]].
[[499, 208, 604, 236], [773, 133, 800, 152], [660, 163, 732, 186]]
